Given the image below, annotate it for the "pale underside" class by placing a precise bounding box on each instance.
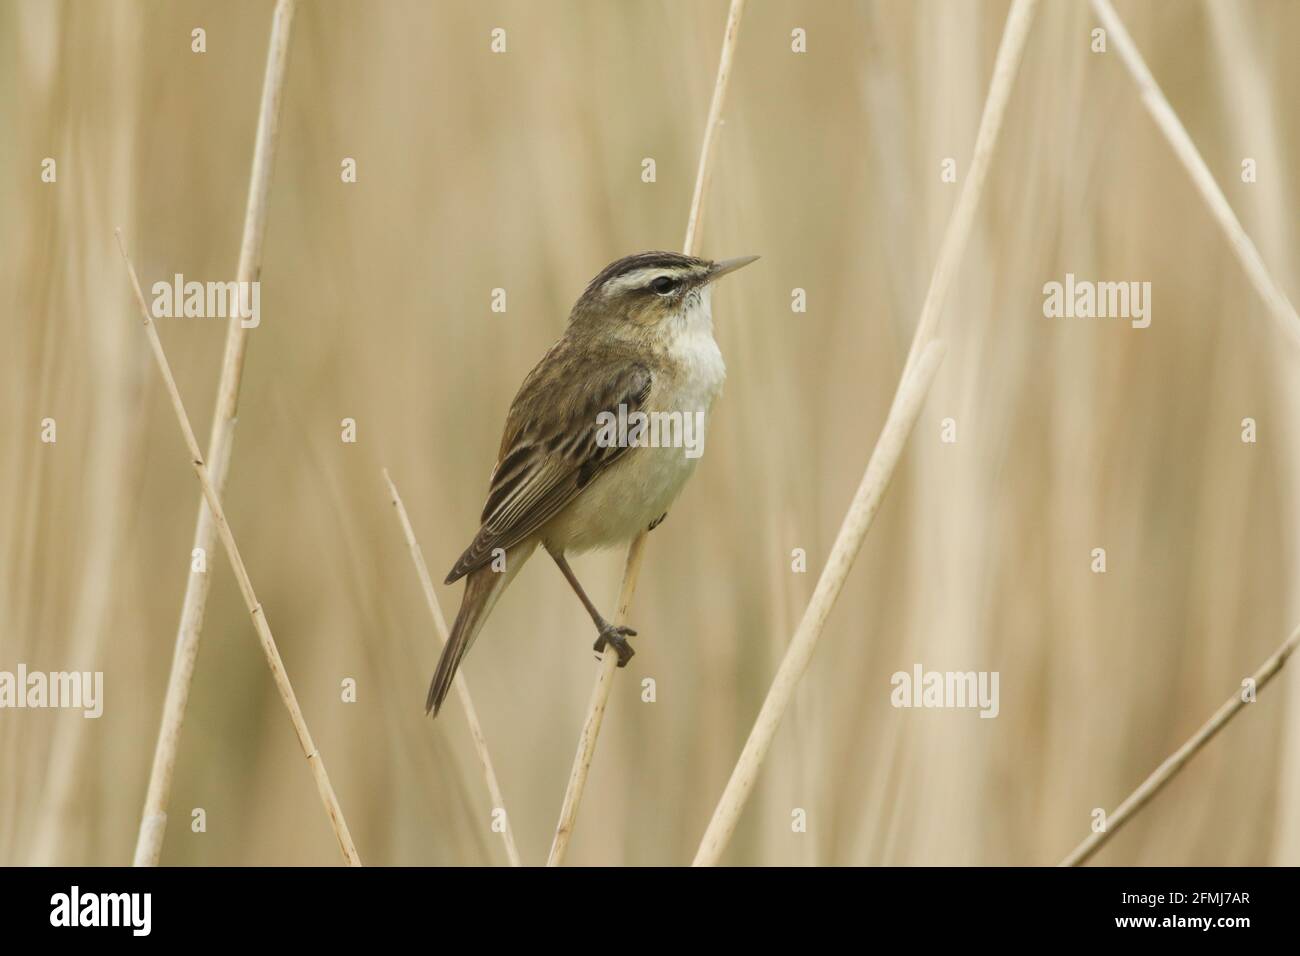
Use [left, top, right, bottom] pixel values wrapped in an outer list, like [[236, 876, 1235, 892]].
[[541, 290, 726, 554]]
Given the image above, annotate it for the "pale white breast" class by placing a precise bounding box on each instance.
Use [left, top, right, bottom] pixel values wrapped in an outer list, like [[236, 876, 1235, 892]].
[[663, 285, 728, 411]]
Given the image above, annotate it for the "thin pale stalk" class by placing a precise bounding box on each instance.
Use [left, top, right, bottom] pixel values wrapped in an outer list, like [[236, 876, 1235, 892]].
[[693, 0, 1040, 866], [382, 469, 522, 867], [1060, 622, 1300, 867], [1089, 0, 1300, 347], [545, 0, 747, 867], [683, 0, 747, 257], [692, 341, 946, 866], [117, 230, 361, 866], [546, 536, 647, 865], [900, 0, 1038, 379], [132, 0, 298, 867], [1055, 0, 1300, 865]]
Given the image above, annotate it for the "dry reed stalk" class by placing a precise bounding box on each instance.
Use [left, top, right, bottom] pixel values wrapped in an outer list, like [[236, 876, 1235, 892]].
[[382, 469, 521, 867], [1049, 0, 1300, 867], [1060, 622, 1300, 866], [546, 539, 649, 865], [693, 342, 946, 865], [545, 0, 748, 867], [900, 0, 1038, 378], [1088, 0, 1300, 345], [692, 0, 1040, 866], [132, 0, 297, 867], [116, 230, 361, 866], [681, 0, 747, 256]]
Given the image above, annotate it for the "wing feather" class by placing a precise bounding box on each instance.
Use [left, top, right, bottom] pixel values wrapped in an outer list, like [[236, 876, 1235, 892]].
[[444, 348, 651, 584]]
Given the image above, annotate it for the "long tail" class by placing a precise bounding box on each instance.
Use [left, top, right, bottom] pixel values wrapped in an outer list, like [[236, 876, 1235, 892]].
[[426, 540, 534, 717]]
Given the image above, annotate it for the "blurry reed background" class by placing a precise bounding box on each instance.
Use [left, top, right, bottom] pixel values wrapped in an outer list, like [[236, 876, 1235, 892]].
[[2, 0, 1298, 866]]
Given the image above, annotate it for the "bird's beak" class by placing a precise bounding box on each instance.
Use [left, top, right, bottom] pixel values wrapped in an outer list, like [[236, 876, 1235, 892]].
[[708, 255, 760, 282]]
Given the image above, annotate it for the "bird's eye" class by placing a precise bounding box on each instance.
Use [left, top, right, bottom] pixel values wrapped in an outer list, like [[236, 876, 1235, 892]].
[[650, 275, 678, 295]]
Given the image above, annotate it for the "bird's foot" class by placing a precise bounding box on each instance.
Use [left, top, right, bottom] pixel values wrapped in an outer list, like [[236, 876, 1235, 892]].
[[648, 512, 668, 531], [593, 622, 637, 667]]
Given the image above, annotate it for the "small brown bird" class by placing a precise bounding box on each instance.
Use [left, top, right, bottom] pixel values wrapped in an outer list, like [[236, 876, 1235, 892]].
[[427, 250, 758, 716]]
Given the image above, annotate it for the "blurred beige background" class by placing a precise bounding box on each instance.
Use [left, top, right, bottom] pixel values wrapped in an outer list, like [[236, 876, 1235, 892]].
[[2, 0, 1299, 866]]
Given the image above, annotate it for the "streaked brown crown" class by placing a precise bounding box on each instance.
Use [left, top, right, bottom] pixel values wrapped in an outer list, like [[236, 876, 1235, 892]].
[[569, 251, 715, 325], [581, 251, 708, 297]]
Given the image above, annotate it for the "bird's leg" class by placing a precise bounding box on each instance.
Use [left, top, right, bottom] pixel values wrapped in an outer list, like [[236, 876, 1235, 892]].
[[548, 549, 636, 666]]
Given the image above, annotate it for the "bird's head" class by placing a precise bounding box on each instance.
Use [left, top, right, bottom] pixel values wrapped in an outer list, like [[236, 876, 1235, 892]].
[[568, 250, 758, 339]]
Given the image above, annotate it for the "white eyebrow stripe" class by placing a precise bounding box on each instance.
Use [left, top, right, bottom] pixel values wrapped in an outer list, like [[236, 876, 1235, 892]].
[[602, 265, 701, 296], [603, 268, 667, 295]]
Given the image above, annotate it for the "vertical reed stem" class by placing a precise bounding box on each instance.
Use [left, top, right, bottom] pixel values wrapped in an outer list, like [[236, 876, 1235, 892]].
[[546, 0, 748, 867], [692, 0, 1039, 866], [132, 0, 298, 867], [117, 230, 360, 866]]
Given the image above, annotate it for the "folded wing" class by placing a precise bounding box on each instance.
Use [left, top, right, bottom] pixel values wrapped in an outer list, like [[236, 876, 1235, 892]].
[[445, 349, 652, 584]]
